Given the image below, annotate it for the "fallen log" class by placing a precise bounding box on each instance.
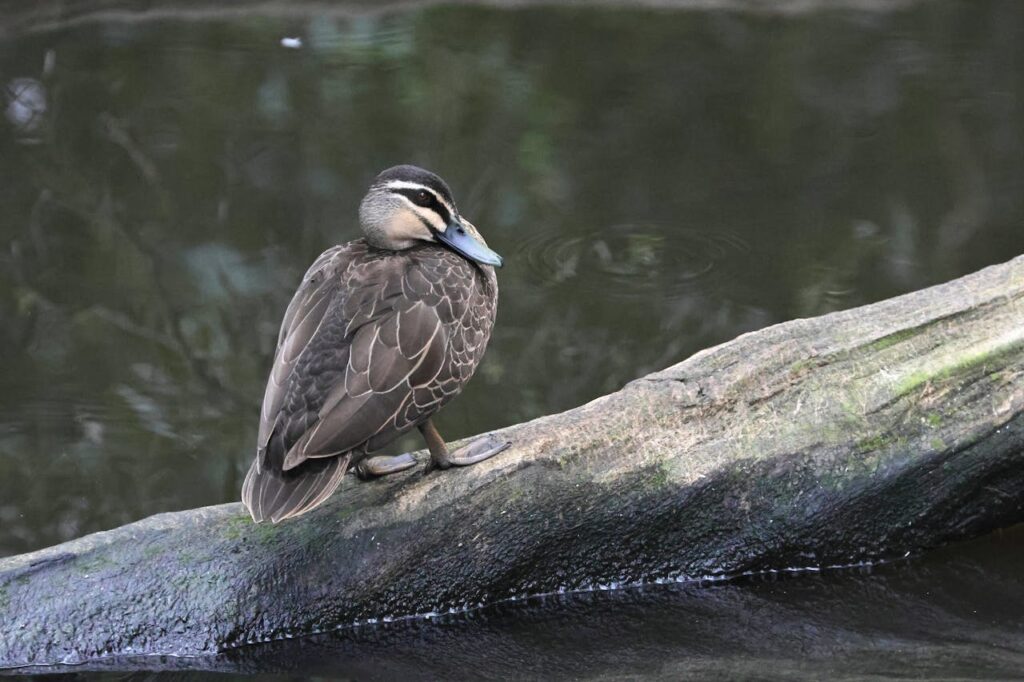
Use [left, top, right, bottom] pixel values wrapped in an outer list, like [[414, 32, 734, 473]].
[[2, 255, 1023, 668]]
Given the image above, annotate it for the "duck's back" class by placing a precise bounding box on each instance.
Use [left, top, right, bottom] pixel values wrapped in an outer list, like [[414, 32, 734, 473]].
[[243, 239, 497, 522]]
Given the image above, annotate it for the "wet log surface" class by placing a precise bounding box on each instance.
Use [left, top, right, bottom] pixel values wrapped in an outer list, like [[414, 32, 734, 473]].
[[18, 526, 1022, 679], [2, 255, 1023, 669]]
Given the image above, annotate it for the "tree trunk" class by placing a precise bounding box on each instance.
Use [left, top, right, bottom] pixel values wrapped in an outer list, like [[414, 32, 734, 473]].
[[2, 256, 1023, 668]]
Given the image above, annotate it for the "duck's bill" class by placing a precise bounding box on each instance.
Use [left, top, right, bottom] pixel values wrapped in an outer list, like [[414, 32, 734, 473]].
[[437, 220, 504, 268]]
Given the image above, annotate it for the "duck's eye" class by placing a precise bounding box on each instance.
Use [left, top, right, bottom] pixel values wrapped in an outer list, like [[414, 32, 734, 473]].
[[414, 191, 432, 207]]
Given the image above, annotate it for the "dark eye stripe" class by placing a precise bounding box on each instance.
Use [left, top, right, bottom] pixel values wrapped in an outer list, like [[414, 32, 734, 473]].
[[392, 188, 451, 225]]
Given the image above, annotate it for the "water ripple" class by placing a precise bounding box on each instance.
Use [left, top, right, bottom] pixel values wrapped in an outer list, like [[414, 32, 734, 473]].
[[513, 223, 749, 302]]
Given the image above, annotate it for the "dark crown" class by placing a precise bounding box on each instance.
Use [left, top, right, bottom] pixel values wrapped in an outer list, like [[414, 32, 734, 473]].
[[373, 165, 455, 205]]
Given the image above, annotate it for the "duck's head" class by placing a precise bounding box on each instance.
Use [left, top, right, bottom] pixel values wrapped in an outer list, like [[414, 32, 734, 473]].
[[359, 164, 503, 268]]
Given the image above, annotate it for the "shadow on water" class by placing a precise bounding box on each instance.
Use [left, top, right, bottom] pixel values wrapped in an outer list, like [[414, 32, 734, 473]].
[[17, 525, 1024, 680]]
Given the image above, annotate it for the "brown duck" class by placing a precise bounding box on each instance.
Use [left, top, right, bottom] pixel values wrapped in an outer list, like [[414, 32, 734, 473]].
[[242, 165, 508, 523]]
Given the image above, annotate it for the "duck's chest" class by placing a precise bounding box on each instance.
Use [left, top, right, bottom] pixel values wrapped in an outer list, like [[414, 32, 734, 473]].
[[343, 244, 498, 354], [410, 251, 498, 355]]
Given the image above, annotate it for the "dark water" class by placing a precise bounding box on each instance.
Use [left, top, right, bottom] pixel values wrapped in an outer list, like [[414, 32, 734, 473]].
[[1, 0, 1023, 676]]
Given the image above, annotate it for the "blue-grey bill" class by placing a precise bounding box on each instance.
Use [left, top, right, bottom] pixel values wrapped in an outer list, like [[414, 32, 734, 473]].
[[437, 221, 504, 267]]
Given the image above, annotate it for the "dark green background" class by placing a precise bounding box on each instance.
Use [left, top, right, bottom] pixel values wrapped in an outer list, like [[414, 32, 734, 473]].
[[1, 0, 1022, 557]]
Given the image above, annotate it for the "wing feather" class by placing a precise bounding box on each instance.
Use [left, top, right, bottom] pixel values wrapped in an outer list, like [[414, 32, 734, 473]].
[[295, 306, 446, 463], [243, 242, 496, 523], [256, 248, 346, 464], [262, 253, 452, 472]]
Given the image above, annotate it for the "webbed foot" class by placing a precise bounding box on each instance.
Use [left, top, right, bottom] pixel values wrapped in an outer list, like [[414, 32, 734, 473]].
[[418, 418, 511, 473], [427, 435, 511, 472], [354, 453, 418, 480]]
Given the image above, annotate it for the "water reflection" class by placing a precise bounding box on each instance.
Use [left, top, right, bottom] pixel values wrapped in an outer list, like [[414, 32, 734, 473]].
[[1, 1, 1023, 555]]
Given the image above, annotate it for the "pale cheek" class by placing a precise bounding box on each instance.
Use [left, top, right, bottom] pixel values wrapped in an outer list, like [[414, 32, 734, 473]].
[[390, 212, 435, 242]]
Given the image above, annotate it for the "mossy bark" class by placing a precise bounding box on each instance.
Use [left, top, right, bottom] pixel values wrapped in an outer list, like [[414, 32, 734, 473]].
[[2, 256, 1023, 668]]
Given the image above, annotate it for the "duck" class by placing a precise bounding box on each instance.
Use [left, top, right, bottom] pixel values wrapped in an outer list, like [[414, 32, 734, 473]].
[[242, 165, 509, 523]]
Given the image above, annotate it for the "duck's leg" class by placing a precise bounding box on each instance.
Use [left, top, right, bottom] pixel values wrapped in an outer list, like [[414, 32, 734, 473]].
[[354, 453, 417, 479], [419, 419, 510, 471]]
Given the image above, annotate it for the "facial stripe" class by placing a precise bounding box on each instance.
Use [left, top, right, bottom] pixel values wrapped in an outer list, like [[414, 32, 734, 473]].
[[382, 179, 454, 206], [384, 182, 454, 225], [414, 211, 442, 235]]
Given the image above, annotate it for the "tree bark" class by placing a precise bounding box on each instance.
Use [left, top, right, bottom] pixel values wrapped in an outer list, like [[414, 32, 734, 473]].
[[2, 256, 1023, 669]]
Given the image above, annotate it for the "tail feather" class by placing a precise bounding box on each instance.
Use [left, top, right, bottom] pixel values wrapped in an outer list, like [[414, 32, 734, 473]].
[[242, 452, 350, 523]]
